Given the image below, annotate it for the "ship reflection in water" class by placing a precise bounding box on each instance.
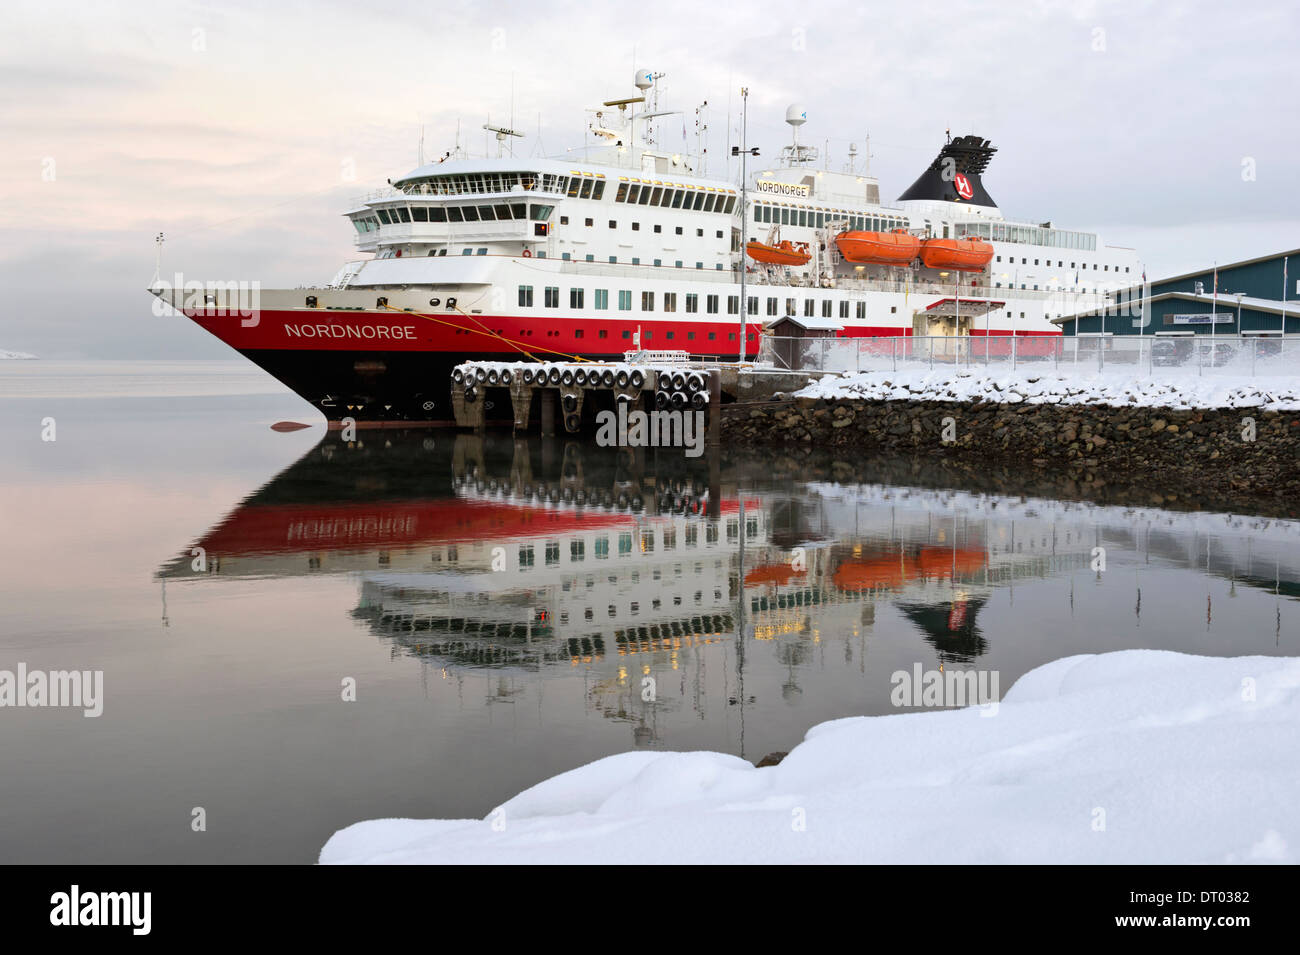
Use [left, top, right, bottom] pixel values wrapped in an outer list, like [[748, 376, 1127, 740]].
[[161, 433, 1299, 752]]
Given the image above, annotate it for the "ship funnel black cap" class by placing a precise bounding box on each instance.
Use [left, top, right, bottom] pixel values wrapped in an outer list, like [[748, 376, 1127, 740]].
[[897, 134, 998, 207]]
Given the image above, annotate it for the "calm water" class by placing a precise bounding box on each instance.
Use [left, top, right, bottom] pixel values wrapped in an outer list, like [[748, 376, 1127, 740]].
[[1, 361, 1296, 863]]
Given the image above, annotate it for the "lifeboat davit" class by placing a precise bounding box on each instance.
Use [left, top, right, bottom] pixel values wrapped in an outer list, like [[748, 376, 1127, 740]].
[[918, 237, 994, 272], [835, 230, 921, 266], [746, 240, 811, 267]]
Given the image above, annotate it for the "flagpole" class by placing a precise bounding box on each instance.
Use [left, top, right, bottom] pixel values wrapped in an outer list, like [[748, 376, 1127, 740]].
[[1283, 256, 1289, 337]]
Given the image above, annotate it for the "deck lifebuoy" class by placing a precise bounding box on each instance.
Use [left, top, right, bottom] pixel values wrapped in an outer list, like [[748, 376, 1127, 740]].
[[522, 248, 532, 258]]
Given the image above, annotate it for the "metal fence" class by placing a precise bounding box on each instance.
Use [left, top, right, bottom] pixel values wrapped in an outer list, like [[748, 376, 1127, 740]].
[[762, 335, 1299, 378]]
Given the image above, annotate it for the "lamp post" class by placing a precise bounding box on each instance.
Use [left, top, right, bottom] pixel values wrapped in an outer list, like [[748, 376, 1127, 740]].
[[731, 88, 759, 367]]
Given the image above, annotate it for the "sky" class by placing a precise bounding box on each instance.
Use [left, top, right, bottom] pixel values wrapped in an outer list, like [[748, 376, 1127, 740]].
[[1, 0, 1297, 358]]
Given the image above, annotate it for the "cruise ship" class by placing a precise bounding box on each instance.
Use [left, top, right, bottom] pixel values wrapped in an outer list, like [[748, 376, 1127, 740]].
[[153, 71, 1140, 423]]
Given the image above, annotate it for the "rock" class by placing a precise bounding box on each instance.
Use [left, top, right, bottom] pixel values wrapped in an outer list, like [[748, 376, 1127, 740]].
[[1151, 419, 1167, 432]]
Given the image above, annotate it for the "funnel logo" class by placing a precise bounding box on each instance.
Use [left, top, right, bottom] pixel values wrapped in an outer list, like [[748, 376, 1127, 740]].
[[954, 173, 973, 200]]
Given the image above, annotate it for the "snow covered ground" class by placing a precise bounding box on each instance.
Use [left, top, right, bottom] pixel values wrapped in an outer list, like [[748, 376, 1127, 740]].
[[796, 367, 1300, 411], [0, 349, 37, 360], [320, 651, 1299, 864]]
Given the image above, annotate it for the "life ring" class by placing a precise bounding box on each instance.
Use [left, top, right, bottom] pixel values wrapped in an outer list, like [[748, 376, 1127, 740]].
[[522, 248, 532, 258]]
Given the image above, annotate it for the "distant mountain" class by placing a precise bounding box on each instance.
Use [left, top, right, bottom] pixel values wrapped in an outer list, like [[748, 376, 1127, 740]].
[[0, 349, 37, 359]]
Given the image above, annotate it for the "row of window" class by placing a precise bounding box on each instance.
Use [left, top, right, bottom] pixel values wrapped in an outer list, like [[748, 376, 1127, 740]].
[[955, 220, 1097, 251], [355, 202, 555, 232], [996, 254, 1130, 274], [397, 171, 606, 200], [754, 203, 907, 233], [613, 181, 738, 214], [520, 524, 727, 566], [517, 284, 874, 320]]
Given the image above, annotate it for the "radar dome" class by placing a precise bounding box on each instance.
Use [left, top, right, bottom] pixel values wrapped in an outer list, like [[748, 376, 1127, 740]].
[[634, 70, 653, 90], [785, 104, 807, 127]]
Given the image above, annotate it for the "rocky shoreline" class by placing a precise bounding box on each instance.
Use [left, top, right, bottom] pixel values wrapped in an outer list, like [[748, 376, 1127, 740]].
[[723, 397, 1300, 514]]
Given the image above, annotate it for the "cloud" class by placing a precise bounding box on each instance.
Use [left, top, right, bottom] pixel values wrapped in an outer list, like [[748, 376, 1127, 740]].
[[2, 0, 1297, 357]]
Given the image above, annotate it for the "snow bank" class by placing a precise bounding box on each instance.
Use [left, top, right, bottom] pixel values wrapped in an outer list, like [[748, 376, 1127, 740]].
[[796, 367, 1300, 411], [320, 651, 1300, 864]]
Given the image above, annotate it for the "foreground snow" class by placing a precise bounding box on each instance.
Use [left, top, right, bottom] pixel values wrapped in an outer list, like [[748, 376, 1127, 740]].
[[796, 367, 1300, 411], [321, 651, 1299, 864]]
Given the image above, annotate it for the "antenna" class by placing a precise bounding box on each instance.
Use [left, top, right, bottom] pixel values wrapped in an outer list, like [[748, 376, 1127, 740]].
[[152, 232, 164, 287], [780, 104, 818, 166], [483, 123, 523, 158]]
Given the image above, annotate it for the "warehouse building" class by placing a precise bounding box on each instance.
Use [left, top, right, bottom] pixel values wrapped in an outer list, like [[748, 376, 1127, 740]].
[[1055, 248, 1298, 337]]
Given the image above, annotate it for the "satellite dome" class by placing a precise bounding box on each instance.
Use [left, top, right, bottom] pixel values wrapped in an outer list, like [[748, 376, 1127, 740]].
[[634, 69, 653, 90], [785, 104, 807, 127]]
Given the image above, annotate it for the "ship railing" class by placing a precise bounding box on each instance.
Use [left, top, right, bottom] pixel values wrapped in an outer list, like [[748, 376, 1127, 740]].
[[762, 333, 1298, 379]]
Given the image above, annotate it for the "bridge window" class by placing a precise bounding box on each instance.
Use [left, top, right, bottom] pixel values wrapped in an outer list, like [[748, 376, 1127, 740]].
[[411, 207, 428, 222]]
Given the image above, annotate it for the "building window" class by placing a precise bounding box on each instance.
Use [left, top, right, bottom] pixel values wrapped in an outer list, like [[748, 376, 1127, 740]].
[[594, 537, 609, 559], [570, 288, 584, 309], [594, 289, 609, 309], [519, 544, 534, 568], [570, 539, 585, 562], [545, 541, 560, 565], [518, 285, 533, 307], [544, 287, 559, 308]]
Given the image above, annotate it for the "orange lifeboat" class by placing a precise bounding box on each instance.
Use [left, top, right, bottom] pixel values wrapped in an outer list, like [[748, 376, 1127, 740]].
[[835, 230, 921, 266], [744, 563, 805, 587], [918, 237, 994, 272], [833, 557, 915, 592], [746, 240, 811, 267], [916, 547, 987, 579]]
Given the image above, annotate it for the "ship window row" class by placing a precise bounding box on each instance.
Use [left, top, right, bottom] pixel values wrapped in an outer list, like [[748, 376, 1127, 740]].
[[397, 171, 606, 199], [362, 202, 555, 228], [755, 203, 906, 233], [612, 181, 738, 214], [996, 255, 1130, 275], [955, 220, 1096, 251], [516, 284, 865, 321]]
